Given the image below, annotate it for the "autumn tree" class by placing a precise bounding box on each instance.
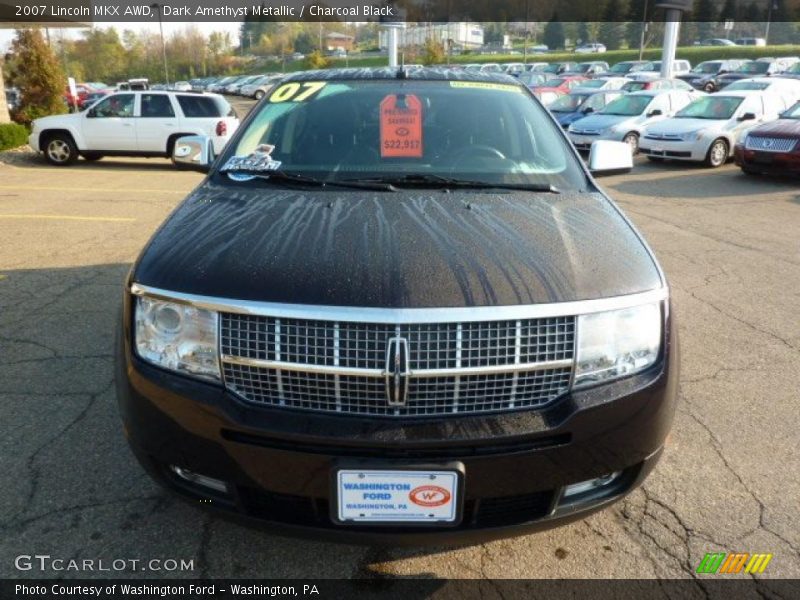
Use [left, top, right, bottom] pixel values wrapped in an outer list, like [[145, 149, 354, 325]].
[[422, 39, 445, 65], [0, 58, 10, 123], [6, 29, 66, 125]]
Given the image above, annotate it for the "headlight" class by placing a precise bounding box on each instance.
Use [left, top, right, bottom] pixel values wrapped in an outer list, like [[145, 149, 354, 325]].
[[574, 303, 662, 388], [678, 129, 704, 141], [134, 296, 220, 380], [597, 127, 614, 136]]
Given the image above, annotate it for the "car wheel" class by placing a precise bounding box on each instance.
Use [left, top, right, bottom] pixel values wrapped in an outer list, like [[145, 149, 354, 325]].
[[82, 153, 104, 161], [44, 134, 78, 166], [703, 82, 715, 92], [623, 132, 639, 155], [705, 138, 728, 168], [254, 90, 265, 100]]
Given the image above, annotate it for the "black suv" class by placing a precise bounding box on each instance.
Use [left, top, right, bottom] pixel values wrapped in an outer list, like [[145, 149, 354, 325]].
[[116, 68, 678, 545]]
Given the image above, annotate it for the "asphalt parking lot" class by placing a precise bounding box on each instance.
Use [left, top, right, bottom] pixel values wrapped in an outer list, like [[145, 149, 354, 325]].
[[1, 96, 798, 586]]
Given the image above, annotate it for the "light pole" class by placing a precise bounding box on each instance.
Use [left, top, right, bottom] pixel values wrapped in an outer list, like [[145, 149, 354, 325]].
[[765, 0, 778, 44], [151, 3, 169, 86], [638, 0, 649, 61], [655, 1, 693, 79]]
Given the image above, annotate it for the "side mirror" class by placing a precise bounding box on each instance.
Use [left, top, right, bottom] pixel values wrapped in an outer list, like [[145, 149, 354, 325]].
[[738, 112, 756, 121], [647, 109, 663, 117], [86, 108, 97, 118], [582, 106, 594, 114], [172, 135, 214, 172], [718, 69, 728, 74], [588, 140, 633, 176]]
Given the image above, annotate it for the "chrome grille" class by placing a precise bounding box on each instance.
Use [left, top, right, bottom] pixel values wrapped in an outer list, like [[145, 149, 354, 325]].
[[220, 314, 575, 417], [745, 136, 797, 153]]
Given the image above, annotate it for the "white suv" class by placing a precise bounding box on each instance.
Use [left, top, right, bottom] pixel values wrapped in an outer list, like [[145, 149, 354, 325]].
[[29, 91, 239, 166]]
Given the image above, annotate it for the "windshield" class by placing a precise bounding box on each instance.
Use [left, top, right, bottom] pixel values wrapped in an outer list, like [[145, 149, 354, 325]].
[[787, 63, 800, 74], [781, 102, 800, 119], [219, 79, 587, 191], [692, 62, 721, 74], [609, 62, 632, 73], [543, 78, 566, 87], [622, 81, 647, 92], [577, 79, 605, 88], [549, 94, 590, 112], [676, 96, 744, 119], [601, 94, 652, 116], [736, 62, 770, 74], [518, 72, 545, 86]]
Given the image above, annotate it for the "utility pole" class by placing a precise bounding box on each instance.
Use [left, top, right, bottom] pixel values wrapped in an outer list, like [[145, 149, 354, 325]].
[[150, 3, 169, 85], [638, 0, 649, 61], [765, 0, 778, 44]]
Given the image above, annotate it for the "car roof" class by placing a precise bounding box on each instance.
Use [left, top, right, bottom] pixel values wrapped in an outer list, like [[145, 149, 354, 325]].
[[710, 90, 768, 97], [285, 67, 523, 85]]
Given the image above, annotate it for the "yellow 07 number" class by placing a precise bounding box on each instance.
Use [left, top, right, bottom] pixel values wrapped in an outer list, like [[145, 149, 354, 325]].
[[269, 82, 326, 103]]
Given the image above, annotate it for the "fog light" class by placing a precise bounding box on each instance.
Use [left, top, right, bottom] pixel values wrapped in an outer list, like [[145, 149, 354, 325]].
[[170, 465, 229, 494], [563, 471, 622, 498]]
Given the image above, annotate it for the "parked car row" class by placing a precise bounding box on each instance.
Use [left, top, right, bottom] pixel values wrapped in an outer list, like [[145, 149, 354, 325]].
[[556, 75, 800, 173]]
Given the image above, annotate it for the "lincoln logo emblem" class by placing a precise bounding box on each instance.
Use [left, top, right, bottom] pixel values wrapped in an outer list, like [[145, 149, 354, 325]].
[[385, 337, 411, 406]]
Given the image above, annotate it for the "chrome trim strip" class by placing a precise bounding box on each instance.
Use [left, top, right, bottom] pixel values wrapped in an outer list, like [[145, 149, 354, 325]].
[[333, 322, 341, 412], [223, 354, 384, 378], [221, 354, 572, 378], [131, 284, 668, 323], [410, 359, 573, 378]]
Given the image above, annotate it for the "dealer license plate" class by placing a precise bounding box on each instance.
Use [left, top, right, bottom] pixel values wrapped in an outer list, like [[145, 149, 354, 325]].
[[336, 469, 460, 524]]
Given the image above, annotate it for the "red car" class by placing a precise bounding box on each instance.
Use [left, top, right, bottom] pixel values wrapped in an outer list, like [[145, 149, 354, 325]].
[[63, 83, 92, 110], [531, 75, 589, 95], [735, 101, 800, 176]]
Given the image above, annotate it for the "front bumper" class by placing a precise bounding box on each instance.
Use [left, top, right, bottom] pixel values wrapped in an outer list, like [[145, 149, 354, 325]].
[[28, 132, 40, 152], [640, 138, 707, 161], [734, 145, 800, 174], [116, 293, 679, 546]]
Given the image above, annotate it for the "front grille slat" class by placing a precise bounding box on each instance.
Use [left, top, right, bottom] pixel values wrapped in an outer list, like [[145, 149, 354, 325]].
[[220, 314, 575, 418]]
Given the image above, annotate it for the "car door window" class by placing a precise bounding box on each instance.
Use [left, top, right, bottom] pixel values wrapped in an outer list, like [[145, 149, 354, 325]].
[[141, 94, 175, 118], [93, 94, 134, 118]]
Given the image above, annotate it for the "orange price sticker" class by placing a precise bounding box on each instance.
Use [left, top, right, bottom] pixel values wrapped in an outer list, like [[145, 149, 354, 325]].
[[380, 94, 423, 158]]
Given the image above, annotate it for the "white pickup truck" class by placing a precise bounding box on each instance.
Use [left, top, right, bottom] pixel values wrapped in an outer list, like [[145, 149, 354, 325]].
[[29, 90, 239, 166]]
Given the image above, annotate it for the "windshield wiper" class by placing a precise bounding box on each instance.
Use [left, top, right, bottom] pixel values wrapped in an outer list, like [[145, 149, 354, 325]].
[[339, 174, 560, 194], [221, 168, 396, 191]]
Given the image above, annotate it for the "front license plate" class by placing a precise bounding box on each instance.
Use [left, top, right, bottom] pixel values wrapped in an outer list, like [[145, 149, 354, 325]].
[[336, 469, 460, 524]]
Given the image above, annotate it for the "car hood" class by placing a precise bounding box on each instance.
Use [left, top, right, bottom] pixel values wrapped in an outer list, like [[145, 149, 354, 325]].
[[746, 118, 800, 138], [554, 111, 589, 126], [646, 117, 725, 135], [570, 113, 632, 131], [33, 113, 80, 129], [133, 184, 662, 308]]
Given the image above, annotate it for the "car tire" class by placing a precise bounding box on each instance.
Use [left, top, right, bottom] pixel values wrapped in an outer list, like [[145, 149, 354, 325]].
[[254, 90, 265, 100], [704, 138, 728, 168], [43, 133, 78, 166], [623, 132, 640, 155], [703, 82, 716, 93], [82, 153, 104, 161]]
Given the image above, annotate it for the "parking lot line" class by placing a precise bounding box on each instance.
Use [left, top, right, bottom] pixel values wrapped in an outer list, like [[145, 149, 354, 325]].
[[0, 214, 136, 223], [0, 184, 185, 195]]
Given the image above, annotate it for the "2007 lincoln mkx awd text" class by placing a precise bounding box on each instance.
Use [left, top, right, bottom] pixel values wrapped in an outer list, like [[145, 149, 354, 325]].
[[116, 68, 678, 545]]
